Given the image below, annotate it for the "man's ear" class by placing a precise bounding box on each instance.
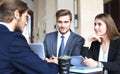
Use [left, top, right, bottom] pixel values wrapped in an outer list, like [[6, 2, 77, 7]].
[[14, 10, 20, 19]]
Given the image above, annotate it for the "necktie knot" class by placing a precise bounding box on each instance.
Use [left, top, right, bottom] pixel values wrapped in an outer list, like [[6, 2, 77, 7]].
[[61, 36, 64, 40]]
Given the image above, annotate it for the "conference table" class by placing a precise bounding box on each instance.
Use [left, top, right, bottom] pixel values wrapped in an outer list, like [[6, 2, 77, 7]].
[[59, 55, 103, 74], [70, 71, 103, 74], [69, 64, 103, 74]]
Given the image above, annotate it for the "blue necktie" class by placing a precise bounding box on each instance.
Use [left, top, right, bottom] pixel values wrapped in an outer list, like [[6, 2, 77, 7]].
[[58, 36, 64, 57]]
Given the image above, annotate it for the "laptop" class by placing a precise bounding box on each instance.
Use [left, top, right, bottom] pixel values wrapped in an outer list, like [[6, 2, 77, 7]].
[[29, 43, 45, 60]]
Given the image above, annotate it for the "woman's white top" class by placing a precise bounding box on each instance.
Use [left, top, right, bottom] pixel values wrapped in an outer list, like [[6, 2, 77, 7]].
[[98, 45, 109, 74]]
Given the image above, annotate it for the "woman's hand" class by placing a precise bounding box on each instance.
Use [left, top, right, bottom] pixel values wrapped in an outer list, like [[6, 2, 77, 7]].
[[88, 34, 103, 43], [82, 57, 98, 67]]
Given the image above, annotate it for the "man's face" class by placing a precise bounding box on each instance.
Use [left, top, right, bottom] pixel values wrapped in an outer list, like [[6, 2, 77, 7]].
[[15, 11, 28, 32], [57, 15, 72, 35]]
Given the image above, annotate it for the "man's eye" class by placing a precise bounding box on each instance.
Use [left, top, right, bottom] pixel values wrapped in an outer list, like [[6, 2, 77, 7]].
[[64, 21, 69, 23], [57, 21, 62, 23]]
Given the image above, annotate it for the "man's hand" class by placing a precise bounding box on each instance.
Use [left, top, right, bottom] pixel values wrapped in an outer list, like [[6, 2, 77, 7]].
[[45, 55, 58, 64]]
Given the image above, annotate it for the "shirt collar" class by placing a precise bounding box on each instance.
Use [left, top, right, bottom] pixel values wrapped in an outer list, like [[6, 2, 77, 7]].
[[58, 30, 71, 39], [0, 22, 14, 31]]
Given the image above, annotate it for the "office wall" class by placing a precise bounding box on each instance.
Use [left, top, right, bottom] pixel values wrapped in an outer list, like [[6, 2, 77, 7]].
[[45, 0, 56, 33], [79, 0, 103, 46], [33, 0, 46, 42], [22, 0, 34, 11], [33, 0, 56, 42]]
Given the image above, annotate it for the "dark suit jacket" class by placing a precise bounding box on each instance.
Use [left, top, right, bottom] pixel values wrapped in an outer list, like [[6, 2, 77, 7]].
[[87, 38, 120, 74], [0, 24, 58, 74], [43, 30, 85, 58]]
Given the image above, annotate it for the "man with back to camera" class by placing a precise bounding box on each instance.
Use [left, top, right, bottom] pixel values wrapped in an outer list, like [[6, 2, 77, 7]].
[[0, 0, 58, 74], [43, 9, 85, 58]]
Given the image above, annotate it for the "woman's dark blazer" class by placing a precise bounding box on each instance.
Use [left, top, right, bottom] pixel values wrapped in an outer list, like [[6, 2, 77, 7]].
[[87, 38, 120, 74]]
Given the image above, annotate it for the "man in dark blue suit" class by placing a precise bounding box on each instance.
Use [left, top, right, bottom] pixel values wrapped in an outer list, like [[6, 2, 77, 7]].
[[0, 0, 58, 74], [44, 9, 85, 58]]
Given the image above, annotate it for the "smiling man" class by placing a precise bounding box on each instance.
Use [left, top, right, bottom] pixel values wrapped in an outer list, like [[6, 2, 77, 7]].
[[44, 9, 85, 58]]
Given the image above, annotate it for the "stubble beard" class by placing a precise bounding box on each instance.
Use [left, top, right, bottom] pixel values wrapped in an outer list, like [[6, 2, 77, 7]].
[[14, 19, 22, 32]]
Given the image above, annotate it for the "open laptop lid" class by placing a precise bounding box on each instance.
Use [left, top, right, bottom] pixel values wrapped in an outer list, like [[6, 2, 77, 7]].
[[29, 43, 45, 60]]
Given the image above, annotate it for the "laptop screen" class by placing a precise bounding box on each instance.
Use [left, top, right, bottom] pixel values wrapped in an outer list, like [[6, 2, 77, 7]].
[[29, 43, 45, 60]]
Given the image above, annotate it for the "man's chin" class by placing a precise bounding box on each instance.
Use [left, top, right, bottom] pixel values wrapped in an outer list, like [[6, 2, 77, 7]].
[[60, 31, 67, 35]]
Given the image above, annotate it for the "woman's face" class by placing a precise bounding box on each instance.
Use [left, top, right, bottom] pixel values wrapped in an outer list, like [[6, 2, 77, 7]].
[[94, 18, 107, 36]]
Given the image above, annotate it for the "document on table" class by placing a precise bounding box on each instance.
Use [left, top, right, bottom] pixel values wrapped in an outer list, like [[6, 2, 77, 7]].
[[71, 56, 84, 66], [70, 56, 103, 73]]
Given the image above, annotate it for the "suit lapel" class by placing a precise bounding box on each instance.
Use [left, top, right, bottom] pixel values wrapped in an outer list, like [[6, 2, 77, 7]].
[[52, 32, 58, 56], [94, 43, 100, 60], [64, 31, 74, 55], [108, 40, 116, 61]]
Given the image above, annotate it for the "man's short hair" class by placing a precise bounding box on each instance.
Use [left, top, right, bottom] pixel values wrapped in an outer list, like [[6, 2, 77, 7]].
[[0, 0, 29, 23], [56, 9, 72, 21]]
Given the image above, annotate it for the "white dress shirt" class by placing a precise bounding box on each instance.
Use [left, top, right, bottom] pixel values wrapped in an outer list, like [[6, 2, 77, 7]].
[[57, 31, 70, 57]]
